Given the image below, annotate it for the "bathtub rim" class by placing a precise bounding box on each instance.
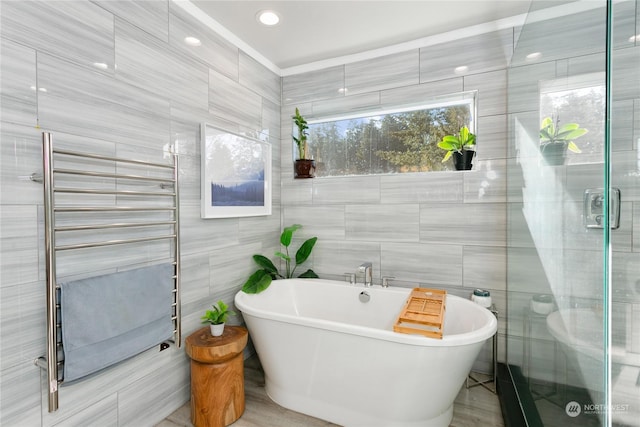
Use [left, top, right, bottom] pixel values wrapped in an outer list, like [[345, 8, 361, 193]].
[[235, 278, 497, 348]]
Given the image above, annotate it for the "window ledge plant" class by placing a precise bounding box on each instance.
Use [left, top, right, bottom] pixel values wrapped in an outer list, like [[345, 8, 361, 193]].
[[437, 126, 476, 170], [539, 116, 587, 154], [293, 108, 316, 178], [242, 224, 318, 294], [539, 116, 588, 166]]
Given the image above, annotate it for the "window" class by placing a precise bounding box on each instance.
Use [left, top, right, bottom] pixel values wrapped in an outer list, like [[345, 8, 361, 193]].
[[298, 92, 476, 177]]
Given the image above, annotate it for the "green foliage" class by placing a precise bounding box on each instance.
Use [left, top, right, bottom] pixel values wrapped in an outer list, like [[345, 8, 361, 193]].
[[242, 224, 319, 294], [201, 300, 236, 325], [292, 108, 309, 159], [436, 126, 476, 162], [539, 116, 587, 154]]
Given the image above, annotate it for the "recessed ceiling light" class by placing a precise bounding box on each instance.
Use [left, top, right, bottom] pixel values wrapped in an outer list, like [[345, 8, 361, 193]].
[[454, 66, 468, 74], [184, 36, 202, 47], [93, 62, 108, 70], [526, 52, 542, 61], [338, 87, 348, 94], [257, 10, 280, 26], [629, 34, 639, 43]]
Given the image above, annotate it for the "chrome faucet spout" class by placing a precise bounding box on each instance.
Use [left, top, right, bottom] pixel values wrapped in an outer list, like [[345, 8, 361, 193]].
[[358, 262, 373, 287]]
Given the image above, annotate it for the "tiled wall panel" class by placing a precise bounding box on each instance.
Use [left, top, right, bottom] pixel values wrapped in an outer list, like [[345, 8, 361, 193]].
[[169, 2, 239, 80], [380, 77, 463, 108], [0, 362, 41, 425], [311, 92, 381, 118], [463, 69, 507, 117], [37, 53, 172, 148], [240, 52, 281, 105], [0, 39, 37, 127], [511, 7, 606, 67], [208, 69, 263, 131], [0, 0, 115, 71], [0, 1, 281, 425], [345, 50, 420, 95], [419, 29, 513, 83], [93, 0, 169, 43], [380, 172, 463, 204], [114, 19, 209, 111], [346, 204, 420, 242], [282, 65, 344, 105]]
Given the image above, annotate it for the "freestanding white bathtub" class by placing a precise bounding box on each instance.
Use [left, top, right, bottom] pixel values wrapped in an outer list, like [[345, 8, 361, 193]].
[[234, 278, 497, 427]]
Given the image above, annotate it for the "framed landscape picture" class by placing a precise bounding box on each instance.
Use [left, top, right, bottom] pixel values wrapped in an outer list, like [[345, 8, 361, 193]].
[[200, 124, 272, 218]]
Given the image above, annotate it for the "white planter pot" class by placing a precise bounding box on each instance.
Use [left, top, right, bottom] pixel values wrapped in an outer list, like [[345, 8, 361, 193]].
[[210, 323, 225, 337]]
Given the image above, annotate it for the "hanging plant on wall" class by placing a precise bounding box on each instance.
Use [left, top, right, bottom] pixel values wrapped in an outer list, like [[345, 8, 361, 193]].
[[242, 224, 319, 294]]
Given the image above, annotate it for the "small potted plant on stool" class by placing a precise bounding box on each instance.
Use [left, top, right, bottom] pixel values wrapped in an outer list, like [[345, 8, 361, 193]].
[[201, 300, 235, 336]]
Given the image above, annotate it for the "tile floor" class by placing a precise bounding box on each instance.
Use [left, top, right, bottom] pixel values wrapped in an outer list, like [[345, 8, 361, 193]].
[[157, 356, 505, 427]]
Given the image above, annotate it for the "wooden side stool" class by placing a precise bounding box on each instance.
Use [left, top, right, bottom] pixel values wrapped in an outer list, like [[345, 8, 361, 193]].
[[185, 326, 248, 427]]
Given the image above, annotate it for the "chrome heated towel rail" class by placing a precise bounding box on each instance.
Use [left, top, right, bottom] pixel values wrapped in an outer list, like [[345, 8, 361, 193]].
[[37, 132, 181, 412]]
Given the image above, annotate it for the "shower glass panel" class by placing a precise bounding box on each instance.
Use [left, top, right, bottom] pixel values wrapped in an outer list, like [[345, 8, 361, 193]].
[[505, 1, 639, 425]]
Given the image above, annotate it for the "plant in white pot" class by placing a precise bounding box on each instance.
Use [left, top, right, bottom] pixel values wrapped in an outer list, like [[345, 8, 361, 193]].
[[201, 300, 236, 336], [292, 108, 316, 178]]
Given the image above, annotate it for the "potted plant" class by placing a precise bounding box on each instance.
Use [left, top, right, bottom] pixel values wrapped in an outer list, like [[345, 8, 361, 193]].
[[242, 224, 318, 294], [292, 108, 316, 178], [201, 300, 236, 336], [437, 126, 476, 170], [539, 116, 587, 165]]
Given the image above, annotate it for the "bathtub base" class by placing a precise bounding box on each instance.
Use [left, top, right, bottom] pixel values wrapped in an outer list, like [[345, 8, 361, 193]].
[[265, 380, 454, 427]]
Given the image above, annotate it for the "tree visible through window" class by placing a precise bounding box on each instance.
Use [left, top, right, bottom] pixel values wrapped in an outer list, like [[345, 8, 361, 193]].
[[301, 96, 475, 177]]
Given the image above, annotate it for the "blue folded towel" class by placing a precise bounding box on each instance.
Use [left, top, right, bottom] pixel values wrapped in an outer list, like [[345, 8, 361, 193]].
[[59, 263, 174, 382]]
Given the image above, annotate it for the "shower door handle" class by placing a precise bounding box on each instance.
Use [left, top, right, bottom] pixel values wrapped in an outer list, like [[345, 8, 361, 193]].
[[583, 188, 620, 229]]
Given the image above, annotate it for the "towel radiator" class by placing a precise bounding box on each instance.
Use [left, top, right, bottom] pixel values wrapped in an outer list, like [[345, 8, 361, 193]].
[[36, 132, 181, 412]]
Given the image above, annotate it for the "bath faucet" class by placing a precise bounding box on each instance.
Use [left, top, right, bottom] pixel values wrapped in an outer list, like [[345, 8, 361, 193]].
[[358, 262, 373, 287]]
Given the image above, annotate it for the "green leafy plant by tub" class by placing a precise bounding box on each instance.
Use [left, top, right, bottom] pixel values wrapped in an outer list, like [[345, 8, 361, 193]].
[[292, 107, 309, 160], [242, 224, 318, 294], [201, 300, 235, 325], [437, 126, 476, 162], [539, 116, 587, 153]]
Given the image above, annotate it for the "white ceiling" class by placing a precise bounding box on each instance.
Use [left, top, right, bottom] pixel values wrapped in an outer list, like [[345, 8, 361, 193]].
[[191, 0, 537, 72]]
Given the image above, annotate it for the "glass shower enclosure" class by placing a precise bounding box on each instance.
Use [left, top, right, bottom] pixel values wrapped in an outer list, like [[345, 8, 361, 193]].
[[506, 0, 639, 426]]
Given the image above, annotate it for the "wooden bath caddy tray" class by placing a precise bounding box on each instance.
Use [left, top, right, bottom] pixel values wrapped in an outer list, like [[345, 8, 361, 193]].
[[393, 288, 446, 339]]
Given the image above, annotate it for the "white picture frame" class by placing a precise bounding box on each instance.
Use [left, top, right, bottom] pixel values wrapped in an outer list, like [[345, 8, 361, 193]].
[[200, 124, 272, 218]]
